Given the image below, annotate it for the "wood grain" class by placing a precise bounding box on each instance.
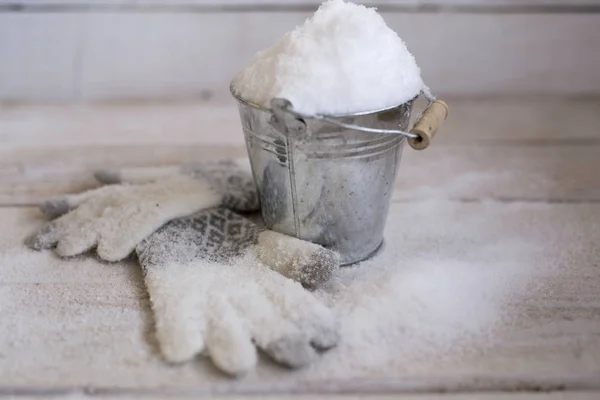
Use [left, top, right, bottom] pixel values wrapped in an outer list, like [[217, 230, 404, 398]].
[[2, 201, 599, 393], [0, 14, 82, 101], [6, 394, 599, 400], [76, 12, 600, 100], [1, 12, 599, 101], [1, 98, 599, 205], [1, 99, 599, 396], [7, 0, 600, 10]]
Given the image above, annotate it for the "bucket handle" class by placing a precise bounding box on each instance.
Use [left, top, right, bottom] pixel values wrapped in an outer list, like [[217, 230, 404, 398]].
[[271, 91, 449, 150]]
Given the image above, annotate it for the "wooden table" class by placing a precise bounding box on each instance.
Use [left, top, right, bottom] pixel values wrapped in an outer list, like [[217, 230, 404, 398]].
[[1, 98, 599, 399]]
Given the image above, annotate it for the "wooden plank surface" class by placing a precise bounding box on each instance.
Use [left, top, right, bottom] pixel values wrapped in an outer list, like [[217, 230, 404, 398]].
[[6, 0, 600, 11], [1, 12, 599, 102], [2, 202, 599, 393], [53, 12, 600, 100], [0, 14, 83, 101], [6, 393, 600, 400], [2, 143, 599, 205], [1, 98, 599, 205], [1, 98, 599, 396]]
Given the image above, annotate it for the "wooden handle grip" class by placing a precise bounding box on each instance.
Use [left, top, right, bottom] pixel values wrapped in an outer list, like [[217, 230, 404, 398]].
[[408, 100, 449, 150]]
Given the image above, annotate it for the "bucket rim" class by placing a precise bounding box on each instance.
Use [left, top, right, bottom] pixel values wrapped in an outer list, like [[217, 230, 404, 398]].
[[229, 82, 418, 118]]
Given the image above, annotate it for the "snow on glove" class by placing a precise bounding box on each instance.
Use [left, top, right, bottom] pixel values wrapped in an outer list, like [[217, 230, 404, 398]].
[[26, 160, 259, 261], [136, 207, 340, 376]]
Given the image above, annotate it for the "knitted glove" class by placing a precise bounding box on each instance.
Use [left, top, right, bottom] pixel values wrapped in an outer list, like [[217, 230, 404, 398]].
[[26, 160, 259, 261], [137, 207, 340, 375], [26, 160, 341, 376]]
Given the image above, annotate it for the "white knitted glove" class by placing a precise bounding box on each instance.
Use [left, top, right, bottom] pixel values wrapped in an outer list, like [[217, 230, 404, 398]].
[[26, 160, 341, 376], [26, 160, 259, 261], [137, 207, 340, 375]]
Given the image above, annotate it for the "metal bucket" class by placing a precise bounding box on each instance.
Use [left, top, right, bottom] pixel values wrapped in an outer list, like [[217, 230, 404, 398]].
[[231, 87, 420, 265]]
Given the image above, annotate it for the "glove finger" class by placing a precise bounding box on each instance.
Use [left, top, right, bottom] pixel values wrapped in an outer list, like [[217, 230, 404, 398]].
[[262, 334, 318, 369], [39, 198, 73, 218], [28, 193, 108, 251], [143, 261, 209, 363], [97, 215, 161, 262], [41, 192, 119, 256], [306, 317, 340, 351], [257, 267, 340, 351], [55, 225, 99, 258], [94, 166, 181, 185], [39, 185, 117, 218], [254, 230, 340, 289], [227, 273, 315, 369], [206, 296, 256, 376], [25, 220, 63, 250], [95, 206, 181, 262], [96, 179, 221, 262], [185, 160, 259, 213], [95, 195, 176, 262]]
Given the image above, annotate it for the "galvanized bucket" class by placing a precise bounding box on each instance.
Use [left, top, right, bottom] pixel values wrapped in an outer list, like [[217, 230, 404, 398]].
[[231, 85, 447, 265]]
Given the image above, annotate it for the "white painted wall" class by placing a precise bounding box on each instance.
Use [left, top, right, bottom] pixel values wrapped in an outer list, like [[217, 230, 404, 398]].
[[1, 1, 599, 102]]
